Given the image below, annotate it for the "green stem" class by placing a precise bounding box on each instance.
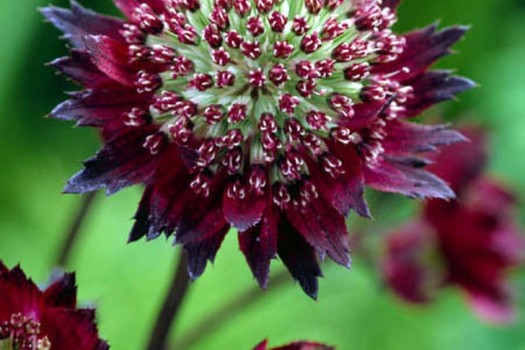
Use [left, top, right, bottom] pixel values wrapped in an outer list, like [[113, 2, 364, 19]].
[[56, 191, 97, 267], [146, 250, 191, 350]]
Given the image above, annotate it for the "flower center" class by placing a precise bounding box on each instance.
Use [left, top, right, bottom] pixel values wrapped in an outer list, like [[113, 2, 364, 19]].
[[0, 314, 51, 350], [122, 0, 409, 203]]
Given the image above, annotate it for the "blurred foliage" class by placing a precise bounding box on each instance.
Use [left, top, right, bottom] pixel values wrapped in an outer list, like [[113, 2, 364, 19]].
[[0, 0, 524, 349]]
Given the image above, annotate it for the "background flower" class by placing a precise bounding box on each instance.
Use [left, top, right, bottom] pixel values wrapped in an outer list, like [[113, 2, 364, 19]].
[[383, 127, 524, 323], [0, 262, 108, 350]]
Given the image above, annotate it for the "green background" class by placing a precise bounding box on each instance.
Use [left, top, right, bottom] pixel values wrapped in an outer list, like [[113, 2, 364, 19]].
[[0, 0, 524, 349]]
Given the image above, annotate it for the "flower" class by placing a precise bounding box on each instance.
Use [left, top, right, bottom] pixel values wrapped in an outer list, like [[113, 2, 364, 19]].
[[383, 128, 524, 322], [253, 339, 334, 350], [0, 261, 108, 350], [43, 0, 473, 298]]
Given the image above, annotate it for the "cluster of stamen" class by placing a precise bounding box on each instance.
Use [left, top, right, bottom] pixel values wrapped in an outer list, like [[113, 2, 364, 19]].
[[0, 314, 51, 350], [119, 0, 411, 207]]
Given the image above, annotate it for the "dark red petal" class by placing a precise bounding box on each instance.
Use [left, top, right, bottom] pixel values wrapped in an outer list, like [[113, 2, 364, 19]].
[[285, 198, 351, 267], [113, 0, 141, 19], [442, 219, 518, 323], [184, 225, 229, 279], [50, 89, 152, 127], [84, 35, 137, 86], [128, 186, 154, 242], [339, 98, 394, 130], [364, 157, 455, 200], [383, 221, 440, 303], [382, 121, 466, 155], [0, 265, 41, 321], [138, 146, 200, 239], [148, 158, 191, 237], [43, 273, 77, 308], [253, 340, 269, 350], [154, 171, 229, 245], [372, 24, 468, 81], [40, 1, 124, 48], [223, 181, 267, 231], [277, 219, 322, 299], [271, 341, 335, 350], [426, 127, 487, 195], [312, 143, 369, 217], [148, 168, 228, 244], [423, 176, 524, 323], [113, 0, 167, 18], [41, 309, 106, 350], [425, 182, 522, 267], [176, 190, 228, 244], [403, 71, 475, 117], [49, 51, 119, 89], [64, 126, 160, 195], [239, 203, 278, 289]]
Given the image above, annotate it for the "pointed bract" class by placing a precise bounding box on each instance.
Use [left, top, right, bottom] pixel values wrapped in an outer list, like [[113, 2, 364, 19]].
[[277, 220, 323, 299], [364, 157, 455, 200], [83, 35, 136, 86], [223, 180, 267, 231], [64, 127, 161, 194], [41, 1, 124, 48], [43, 273, 78, 308], [184, 226, 229, 279], [285, 198, 351, 268], [403, 71, 476, 117], [372, 24, 469, 80]]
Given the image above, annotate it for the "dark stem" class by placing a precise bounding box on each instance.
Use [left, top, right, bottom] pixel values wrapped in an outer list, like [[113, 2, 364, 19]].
[[146, 250, 191, 350], [171, 270, 289, 350], [56, 191, 98, 267]]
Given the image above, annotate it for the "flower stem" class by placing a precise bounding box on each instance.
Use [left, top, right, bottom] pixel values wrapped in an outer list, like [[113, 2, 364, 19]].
[[56, 191, 98, 267], [146, 250, 191, 350], [171, 270, 290, 350]]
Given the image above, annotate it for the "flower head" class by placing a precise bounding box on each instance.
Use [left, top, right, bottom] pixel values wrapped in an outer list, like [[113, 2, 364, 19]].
[[254, 339, 334, 350], [43, 0, 473, 297], [383, 128, 524, 322], [0, 262, 108, 350]]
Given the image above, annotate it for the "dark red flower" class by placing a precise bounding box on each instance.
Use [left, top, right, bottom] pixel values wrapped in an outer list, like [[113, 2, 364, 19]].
[[43, 0, 473, 297], [383, 128, 524, 322], [0, 262, 108, 350], [253, 339, 334, 350]]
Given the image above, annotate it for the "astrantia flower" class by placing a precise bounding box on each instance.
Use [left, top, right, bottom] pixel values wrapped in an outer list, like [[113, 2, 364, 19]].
[[253, 339, 334, 350], [383, 128, 524, 322], [43, 0, 473, 297], [0, 262, 108, 350]]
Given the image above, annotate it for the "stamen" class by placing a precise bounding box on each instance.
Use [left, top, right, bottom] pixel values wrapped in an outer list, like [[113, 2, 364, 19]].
[[248, 69, 266, 88], [0, 313, 52, 350], [247, 16, 265, 37], [203, 24, 223, 48], [117, 0, 405, 199], [269, 11, 287, 33]]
